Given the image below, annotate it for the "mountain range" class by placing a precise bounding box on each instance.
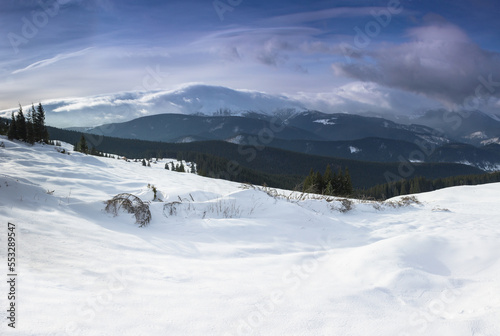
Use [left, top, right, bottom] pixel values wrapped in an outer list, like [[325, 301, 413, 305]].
[[2, 83, 500, 173], [73, 109, 500, 171]]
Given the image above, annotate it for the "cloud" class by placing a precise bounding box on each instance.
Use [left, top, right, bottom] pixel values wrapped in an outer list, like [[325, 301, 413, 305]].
[[292, 81, 442, 115], [332, 22, 500, 108], [12, 47, 94, 74], [196, 27, 322, 68], [263, 6, 406, 25]]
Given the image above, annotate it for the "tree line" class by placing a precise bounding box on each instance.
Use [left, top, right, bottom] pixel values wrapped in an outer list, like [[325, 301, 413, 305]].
[[360, 172, 500, 200], [302, 165, 353, 196], [6, 103, 49, 144]]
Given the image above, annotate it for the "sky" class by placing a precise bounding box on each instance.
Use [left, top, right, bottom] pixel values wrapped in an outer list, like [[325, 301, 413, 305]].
[[1, 0, 500, 120]]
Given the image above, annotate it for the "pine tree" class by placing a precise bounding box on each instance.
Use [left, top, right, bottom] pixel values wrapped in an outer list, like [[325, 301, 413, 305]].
[[400, 180, 408, 195], [323, 164, 333, 192], [313, 171, 323, 194], [343, 168, 353, 196], [15, 105, 27, 142], [324, 181, 334, 196], [0, 118, 8, 135], [7, 112, 17, 140], [142, 159, 147, 166], [26, 105, 35, 144], [179, 162, 185, 172], [34, 103, 48, 143], [165, 163, 169, 170], [302, 168, 315, 192], [78, 134, 88, 154]]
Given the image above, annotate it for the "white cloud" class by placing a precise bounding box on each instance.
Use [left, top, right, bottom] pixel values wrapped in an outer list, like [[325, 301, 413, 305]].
[[11, 48, 94, 74]]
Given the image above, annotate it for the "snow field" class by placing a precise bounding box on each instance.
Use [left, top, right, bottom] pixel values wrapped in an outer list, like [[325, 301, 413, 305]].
[[0, 136, 499, 335]]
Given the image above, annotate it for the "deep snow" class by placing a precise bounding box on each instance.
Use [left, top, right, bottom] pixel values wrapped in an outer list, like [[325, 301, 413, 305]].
[[0, 136, 499, 335]]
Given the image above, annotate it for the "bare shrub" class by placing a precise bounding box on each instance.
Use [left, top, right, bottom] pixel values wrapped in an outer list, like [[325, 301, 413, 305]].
[[432, 207, 451, 212], [399, 195, 421, 206], [206, 199, 242, 218], [332, 198, 354, 213], [147, 183, 162, 202], [163, 201, 181, 217], [105, 193, 152, 227], [384, 195, 421, 208]]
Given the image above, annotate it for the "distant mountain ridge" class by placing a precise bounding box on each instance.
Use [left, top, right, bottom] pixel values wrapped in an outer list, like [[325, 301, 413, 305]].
[[76, 111, 500, 171], [79, 111, 449, 144], [390, 109, 500, 146]]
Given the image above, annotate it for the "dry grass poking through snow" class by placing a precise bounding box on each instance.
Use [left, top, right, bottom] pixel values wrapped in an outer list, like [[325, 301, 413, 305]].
[[104, 193, 152, 227]]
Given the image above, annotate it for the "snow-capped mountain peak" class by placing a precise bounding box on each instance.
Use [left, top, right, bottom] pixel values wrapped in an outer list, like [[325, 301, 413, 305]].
[[0, 84, 307, 128]]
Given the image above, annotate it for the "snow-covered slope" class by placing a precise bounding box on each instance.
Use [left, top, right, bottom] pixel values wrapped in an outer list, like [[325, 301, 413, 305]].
[[0, 84, 307, 128], [0, 136, 499, 335]]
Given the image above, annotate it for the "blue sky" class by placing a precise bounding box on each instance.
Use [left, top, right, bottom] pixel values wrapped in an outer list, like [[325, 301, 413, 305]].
[[1, 0, 500, 116]]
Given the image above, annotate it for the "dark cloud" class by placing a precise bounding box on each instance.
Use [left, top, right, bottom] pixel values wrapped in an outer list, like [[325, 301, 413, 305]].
[[333, 22, 500, 108]]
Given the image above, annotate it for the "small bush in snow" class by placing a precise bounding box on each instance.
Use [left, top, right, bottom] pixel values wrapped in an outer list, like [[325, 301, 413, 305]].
[[399, 196, 421, 206], [147, 184, 162, 202], [432, 207, 451, 212], [383, 195, 421, 209], [335, 198, 354, 213], [163, 201, 181, 217], [105, 193, 151, 227]]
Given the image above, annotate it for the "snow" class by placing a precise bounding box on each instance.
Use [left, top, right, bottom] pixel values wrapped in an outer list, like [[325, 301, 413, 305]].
[[176, 136, 196, 143], [0, 84, 307, 128], [466, 131, 488, 139], [481, 137, 500, 145], [313, 118, 336, 125], [226, 135, 245, 145], [1, 136, 499, 335], [349, 146, 361, 154]]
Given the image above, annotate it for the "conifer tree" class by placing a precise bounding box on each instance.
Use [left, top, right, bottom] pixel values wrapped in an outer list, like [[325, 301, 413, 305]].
[[400, 181, 408, 195], [0, 118, 7, 135], [313, 171, 323, 193], [323, 164, 333, 186], [15, 105, 27, 142], [324, 181, 334, 196], [26, 105, 35, 144], [78, 134, 88, 154], [302, 168, 315, 192], [34, 103, 48, 143], [343, 168, 353, 196], [7, 112, 17, 140]]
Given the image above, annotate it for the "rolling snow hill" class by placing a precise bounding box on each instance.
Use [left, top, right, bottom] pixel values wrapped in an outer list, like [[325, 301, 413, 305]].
[[0, 136, 499, 335]]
